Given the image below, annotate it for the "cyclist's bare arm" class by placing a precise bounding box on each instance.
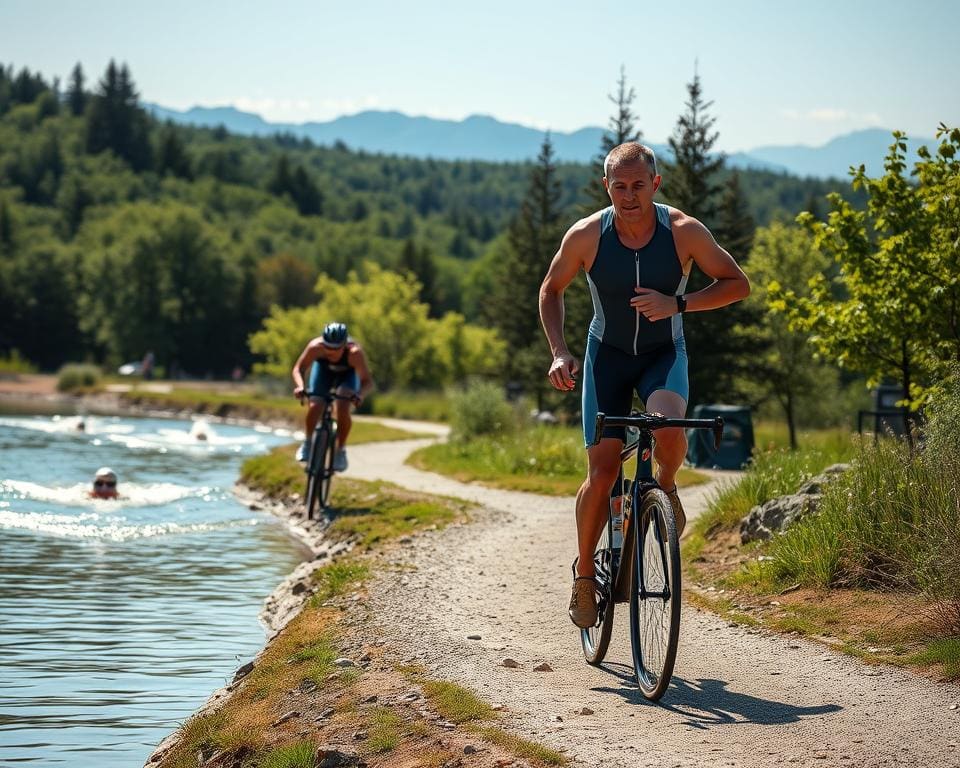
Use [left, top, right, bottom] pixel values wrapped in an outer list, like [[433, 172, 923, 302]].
[[346, 346, 375, 404], [539, 216, 601, 391], [631, 211, 750, 322], [292, 338, 324, 395]]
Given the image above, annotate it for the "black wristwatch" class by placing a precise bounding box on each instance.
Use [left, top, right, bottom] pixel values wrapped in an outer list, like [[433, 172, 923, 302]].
[[676, 294, 687, 313]]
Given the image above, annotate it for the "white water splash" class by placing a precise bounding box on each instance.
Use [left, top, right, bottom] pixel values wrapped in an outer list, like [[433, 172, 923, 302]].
[[0, 480, 220, 508]]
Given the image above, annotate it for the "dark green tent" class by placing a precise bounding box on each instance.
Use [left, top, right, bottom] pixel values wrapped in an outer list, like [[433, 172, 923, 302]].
[[686, 404, 753, 469]]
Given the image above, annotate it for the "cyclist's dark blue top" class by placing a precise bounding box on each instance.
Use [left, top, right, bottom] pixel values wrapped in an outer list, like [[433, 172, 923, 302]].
[[585, 204, 689, 355]]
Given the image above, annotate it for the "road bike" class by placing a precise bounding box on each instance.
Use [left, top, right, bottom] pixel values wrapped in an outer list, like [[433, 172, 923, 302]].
[[581, 410, 724, 700], [302, 391, 354, 520]]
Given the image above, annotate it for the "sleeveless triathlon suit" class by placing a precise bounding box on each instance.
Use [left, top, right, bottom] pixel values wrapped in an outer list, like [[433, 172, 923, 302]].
[[581, 203, 690, 445], [308, 341, 361, 399]]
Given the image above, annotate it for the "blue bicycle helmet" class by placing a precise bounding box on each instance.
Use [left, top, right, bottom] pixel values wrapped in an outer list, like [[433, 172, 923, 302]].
[[322, 322, 348, 347]]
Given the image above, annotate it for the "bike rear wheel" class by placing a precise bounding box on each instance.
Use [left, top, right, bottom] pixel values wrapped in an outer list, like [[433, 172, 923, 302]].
[[629, 488, 681, 701], [305, 427, 329, 520], [318, 422, 338, 508], [580, 514, 617, 664]]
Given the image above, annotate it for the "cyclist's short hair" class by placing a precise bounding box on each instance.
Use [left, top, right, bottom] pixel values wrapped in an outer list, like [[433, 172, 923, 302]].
[[604, 142, 658, 179]]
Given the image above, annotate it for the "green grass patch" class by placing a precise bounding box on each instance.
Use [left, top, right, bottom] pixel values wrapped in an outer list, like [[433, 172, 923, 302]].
[[411, 425, 710, 496], [240, 445, 307, 499], [366, 707, 403, 753], [258, 741, 318, 768], [905, 639, 960, 680], [421, 680, 496, 724], [470, 725, 568, 766], [0, 350, 37, 376], [369, 389, 451, 422], [310, 561, 370, 603]]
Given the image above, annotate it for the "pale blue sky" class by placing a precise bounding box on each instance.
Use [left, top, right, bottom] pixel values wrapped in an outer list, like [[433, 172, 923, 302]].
[[2, 0, 956, 150]]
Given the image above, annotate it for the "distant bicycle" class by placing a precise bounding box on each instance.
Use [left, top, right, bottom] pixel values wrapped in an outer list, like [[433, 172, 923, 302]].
[[581, 410, 723, 701], [301, 390, 355, 519]]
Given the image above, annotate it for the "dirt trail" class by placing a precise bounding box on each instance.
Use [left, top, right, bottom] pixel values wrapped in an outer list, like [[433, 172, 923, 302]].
[[344, 437, 959, 768]]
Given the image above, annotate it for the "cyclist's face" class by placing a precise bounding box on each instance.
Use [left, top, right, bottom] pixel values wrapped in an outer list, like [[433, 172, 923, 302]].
[[604, 161, 660, 221]]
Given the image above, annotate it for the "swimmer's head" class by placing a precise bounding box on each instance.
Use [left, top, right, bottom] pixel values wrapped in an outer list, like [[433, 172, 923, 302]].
[[91, 467, 118, 499]]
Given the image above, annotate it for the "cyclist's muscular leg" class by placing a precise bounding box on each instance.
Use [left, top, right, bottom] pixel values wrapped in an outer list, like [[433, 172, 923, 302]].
[[575, 438, 622, 578], [646, 389, 687, 491], [305, 400, 322, 438], [333, 385, 354, 448]]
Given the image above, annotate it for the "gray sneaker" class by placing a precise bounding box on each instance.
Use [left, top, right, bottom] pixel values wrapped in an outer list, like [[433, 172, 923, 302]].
[[295, 439, 310, 463], [333, 448, 348, 472], [665, 486, 686, 536], [568, 577, 598, 628]]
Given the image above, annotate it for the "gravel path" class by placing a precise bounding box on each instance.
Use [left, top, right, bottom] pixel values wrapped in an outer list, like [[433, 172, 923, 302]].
[[344, 437, 960, 767]]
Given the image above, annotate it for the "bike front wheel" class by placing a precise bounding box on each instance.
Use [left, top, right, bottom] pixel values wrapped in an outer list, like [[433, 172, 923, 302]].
[[581, 515, 617, 665], [305, 427, 329, 520], [318, 422, 338, 508], [629, 487, 681, 701]]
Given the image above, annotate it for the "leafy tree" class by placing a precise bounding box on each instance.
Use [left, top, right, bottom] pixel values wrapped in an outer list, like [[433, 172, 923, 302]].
[[255, 252, 317, 310], [742, 223, 831, 448], [66, 63, 86, 116], [249, 262, 504, 389], [487, 135, 565, 401], [776, 126, 960, 433]]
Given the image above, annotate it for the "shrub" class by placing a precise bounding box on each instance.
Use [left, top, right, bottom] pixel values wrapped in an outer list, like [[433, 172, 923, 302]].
[[448, 379, 516, 441], [56, 363, 101, 392], [768, 372, 960, 631], [0, 350, 37, 376]]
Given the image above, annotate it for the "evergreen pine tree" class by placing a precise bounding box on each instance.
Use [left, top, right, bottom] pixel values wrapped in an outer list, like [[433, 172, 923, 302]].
[[156, 122, 193, 180], [85, 61, 152, 171], [666, 70, 748, 406], [0, 199, 13, 251], [66, 63, 86, 116], [487, 134, 565, 401], [715, 172, 755, 258], [398, 238, 439, 314], [666, 69, 723, 225], [581, 66, 642, 214]]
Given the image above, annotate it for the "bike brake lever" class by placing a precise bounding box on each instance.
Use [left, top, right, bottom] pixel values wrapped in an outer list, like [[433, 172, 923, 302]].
[[713, 418, 725, 451]]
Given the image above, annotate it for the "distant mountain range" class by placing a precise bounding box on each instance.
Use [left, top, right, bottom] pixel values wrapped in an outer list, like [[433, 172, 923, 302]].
[[147, 103, 935, 180]]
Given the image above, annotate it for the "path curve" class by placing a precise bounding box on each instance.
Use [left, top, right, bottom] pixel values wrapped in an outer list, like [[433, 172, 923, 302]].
[[344, 437, 959, 768]]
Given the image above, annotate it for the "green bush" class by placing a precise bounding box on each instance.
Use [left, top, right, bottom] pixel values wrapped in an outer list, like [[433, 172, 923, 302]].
[[0, 350, 37, 376], [449, 379, 517, 440], [768, 373, 960, 631], [369, 389, 451, 422], [56, 363, 101, 392]]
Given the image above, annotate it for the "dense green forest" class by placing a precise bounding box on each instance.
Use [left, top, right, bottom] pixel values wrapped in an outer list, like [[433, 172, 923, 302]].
[[0, 60, 853, 383]]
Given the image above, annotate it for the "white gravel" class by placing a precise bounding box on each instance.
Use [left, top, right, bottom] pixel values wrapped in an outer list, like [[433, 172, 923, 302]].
[[345, 436, 960, 768]]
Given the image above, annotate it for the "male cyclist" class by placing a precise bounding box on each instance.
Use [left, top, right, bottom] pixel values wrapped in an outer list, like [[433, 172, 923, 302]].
[[539, 142, 750, 629], [292, 322, 374, 470]]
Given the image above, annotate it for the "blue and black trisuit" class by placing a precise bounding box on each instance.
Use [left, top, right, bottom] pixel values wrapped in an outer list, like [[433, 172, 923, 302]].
[[581, 203, 690, 446], [308, 342, 361, 400]]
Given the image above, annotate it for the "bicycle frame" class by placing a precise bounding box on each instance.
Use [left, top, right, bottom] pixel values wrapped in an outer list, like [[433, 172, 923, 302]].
[[592, 411, 724, 605]]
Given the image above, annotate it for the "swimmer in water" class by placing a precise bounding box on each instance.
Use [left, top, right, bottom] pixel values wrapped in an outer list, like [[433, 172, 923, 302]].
[[90, 467, 119, 499], [189, 420, 210, 442]]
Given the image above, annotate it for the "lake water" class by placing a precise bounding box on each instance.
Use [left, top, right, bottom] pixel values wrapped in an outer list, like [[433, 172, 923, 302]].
[[0, 410, 308, 767]]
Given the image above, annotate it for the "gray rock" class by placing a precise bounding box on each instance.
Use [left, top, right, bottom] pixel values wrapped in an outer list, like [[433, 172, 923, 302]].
[[232, 661, 254, 682], [739, 464, 849, 543], [501, 657, 521, 668], [533, 662, 554, 672], [334, 657, 355, 667]]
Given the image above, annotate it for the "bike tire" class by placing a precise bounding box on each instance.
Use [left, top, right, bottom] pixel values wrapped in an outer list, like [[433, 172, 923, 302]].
[[580, 514, 616, 665], [319, 422, 338, 508], [305, 428, 328, 520], [629, 487, 681, 701]]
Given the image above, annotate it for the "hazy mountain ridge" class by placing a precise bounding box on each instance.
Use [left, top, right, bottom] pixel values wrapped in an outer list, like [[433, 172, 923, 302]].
[[147, 103, 934, 179]]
